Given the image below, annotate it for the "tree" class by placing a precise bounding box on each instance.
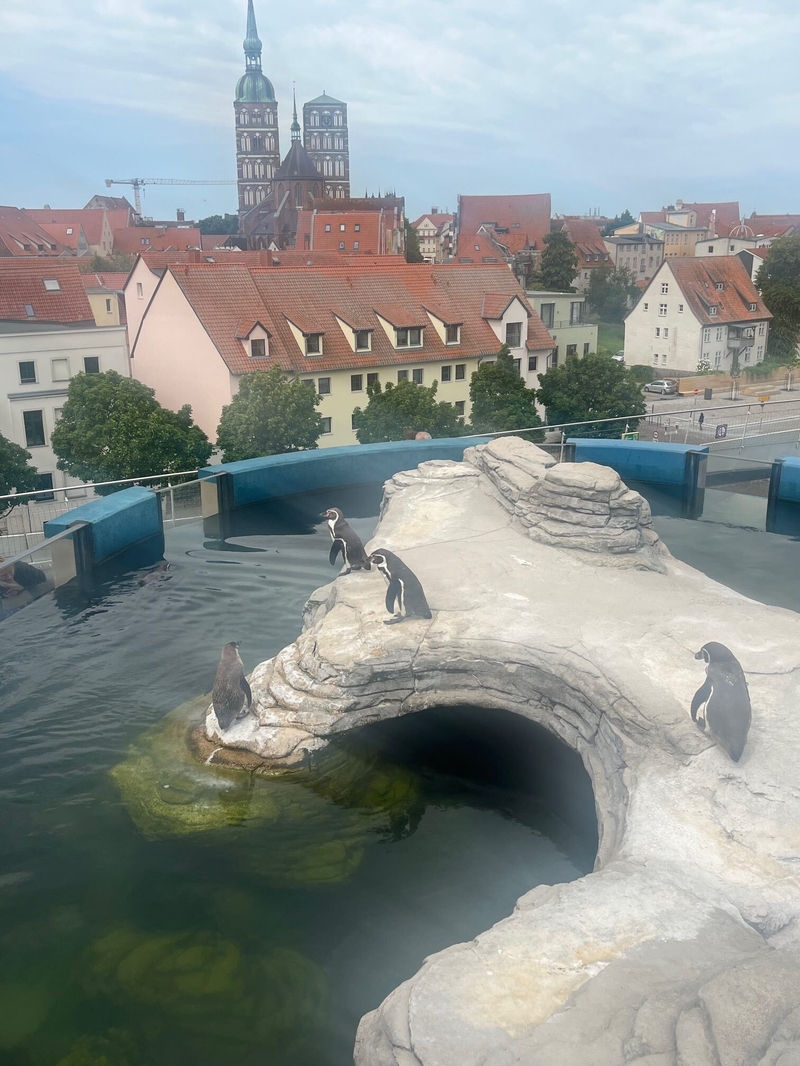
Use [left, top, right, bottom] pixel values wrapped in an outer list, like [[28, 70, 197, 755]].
[[530, 230, 579, 292], [757, 236, 800, 364], [51, 371, 212, 493], [0, 434, 39, 514], [469, 345, 541, 433], [587, 266, 640, 322], [535, 352, 646, 438], [78, 253, 134, 274], [602, 209, 635, 237], [216, 366, 323, 461], [404, 219, 424, 263], [198, 213, 240, 236], [352, 379, 463, 443]]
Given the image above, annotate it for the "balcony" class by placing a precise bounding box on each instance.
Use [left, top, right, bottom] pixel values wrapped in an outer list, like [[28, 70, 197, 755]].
[[544, 317, 596, 331], [728, 331, 756, 351]]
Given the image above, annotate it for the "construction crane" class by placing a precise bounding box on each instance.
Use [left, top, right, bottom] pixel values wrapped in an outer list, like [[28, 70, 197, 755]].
[[105, 178, 237, 217]]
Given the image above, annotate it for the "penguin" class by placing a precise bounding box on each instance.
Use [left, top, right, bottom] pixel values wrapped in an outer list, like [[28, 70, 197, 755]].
[[323, 508, 371, 574], [138, 561, 172, 587], [369, 549, 432, 625], [211, 642, 252, 731], [691, 641, 752, 762]]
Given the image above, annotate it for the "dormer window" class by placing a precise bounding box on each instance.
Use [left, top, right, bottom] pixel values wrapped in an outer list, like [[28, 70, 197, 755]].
[[354, 329, 371, 352], [24, 303, 35, 318], [709, 306, 718, 316], [749, 302, 758, 312], [506, 322, 522, 347], [715, 282, 724, 291], [43, 278, 60, 291], [250, 338, 267, 358], [396, 327, 422, 348], [445, 324, 461, 344], [306, 333, 322, 355], [66, 228, 73, 235]]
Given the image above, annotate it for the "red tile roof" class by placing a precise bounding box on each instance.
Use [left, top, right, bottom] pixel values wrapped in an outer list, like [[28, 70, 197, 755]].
[[35, 223, 85, 251], [640, 211, 667, 225], [458, 194, 551, 254], [559, 219, 610, 265], [664, 257, 772, 326], [453, 232, 506, 264], [743, 214, 800, 232], [26, 208, 109, 249], [112, 226, 202, 254], [0, 206, 64, 257], [0, 260, 95, 323], [682, 202, 740, 232], [81, 272, 130, 291], [411, 213, 454, 230], [149, 261, 554, 376]]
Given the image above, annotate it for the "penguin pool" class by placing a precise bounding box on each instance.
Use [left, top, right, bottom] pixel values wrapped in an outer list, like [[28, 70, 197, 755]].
[[2, 476, 798, 1066], [0, 482, 596, 1066]]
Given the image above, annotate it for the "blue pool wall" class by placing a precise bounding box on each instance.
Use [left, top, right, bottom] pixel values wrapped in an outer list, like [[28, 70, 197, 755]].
[[44, 486, 163, 563], [776, 458, 800, 503], [199, 437, 491, 508], [567, 439, 709, 486]]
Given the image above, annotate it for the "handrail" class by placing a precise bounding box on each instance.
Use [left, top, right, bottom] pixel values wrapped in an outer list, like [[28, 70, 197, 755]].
[[0, 470, 201, 504], [0, 521, 91, 569]]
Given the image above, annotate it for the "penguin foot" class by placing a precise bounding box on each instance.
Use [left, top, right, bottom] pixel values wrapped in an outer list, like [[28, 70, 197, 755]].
[[341, 567, 353, 576], [383, 616, 403, 626]]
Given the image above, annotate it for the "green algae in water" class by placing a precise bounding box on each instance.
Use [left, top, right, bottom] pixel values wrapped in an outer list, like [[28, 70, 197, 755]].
[[110, 697, 421, 886]]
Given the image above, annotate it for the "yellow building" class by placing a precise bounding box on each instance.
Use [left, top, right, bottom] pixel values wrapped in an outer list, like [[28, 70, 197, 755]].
[[81, 272, 128, 327]]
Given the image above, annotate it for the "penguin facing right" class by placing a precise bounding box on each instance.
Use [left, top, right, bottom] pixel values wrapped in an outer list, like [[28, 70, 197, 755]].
[[369, 549, 432, 625], [692, 641, 752, 762], [323, 508, 371, 574], [211, 642, 252, 731]]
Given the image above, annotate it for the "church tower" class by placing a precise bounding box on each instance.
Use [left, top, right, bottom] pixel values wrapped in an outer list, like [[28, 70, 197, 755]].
[[303, 93, 350, 199], [234, 0, 280, 216]]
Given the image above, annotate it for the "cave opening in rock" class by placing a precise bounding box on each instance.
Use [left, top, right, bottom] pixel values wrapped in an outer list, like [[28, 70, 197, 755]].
[[342, 705, 599, 870]]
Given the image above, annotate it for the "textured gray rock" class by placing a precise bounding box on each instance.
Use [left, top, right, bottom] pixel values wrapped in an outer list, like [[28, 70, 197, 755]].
[[206, 437, 800, 1066]]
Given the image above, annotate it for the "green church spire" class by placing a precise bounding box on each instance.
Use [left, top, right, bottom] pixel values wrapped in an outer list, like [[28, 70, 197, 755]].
[[243, 0, 262, 70], [291, 83, 301, 142]]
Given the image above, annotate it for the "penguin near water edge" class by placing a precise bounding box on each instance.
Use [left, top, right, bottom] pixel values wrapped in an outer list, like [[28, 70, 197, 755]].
[[369, 549, 432, 625], [211, 642, 253, 731], [323, 508, 371, 574], [691, 641, 752, 762]]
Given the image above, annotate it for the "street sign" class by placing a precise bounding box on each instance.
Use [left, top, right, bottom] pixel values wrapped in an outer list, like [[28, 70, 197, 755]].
[[653, 431, 659, 441], [715, 424, 728, 440], [621, 432, 640, 440], [759, 395, 770, 403], [694, 389, 699, 395]]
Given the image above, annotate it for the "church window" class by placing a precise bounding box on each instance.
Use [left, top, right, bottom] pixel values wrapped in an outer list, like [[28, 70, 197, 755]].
[[311, 135, 320, 150], [325, 185, 333, 197], [323, 158, 332, 176], [334, 158, 344, 176], [253, 109, 261, 123], [334, 135, 343, 149], [257, 187, 265, 200], [323, 135, 332, 150], [336, 189, 345, 198], [310, 111, 319, 126], [240, 111, 249, 125], [295, 183, 302, 204], [313, 184, 320, 197], [334, 111, 343, 126], [252, 134, 262, 151]]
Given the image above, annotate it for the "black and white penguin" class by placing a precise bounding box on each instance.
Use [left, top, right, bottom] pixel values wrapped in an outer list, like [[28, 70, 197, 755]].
[[692, 641, 752, 762], [211, 642, 252, 731], [369, 549, 432, 625], [323, 508, 371, 574]]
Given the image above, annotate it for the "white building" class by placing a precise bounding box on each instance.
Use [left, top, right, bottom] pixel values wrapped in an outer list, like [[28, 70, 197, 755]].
[[525, 291, 597, 375], [624, 257, 771, 375], [411, 211, 454, 264], [603, 234, 664, 283], [0, 261, 130, 497]]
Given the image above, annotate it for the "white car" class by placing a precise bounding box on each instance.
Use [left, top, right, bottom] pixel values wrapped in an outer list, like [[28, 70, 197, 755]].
[[645, 379, 678, 395]]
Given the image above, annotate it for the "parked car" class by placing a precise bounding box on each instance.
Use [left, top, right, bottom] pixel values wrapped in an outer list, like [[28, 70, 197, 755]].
[[612, 351, 625, 363], [644, 379, 678, 395]]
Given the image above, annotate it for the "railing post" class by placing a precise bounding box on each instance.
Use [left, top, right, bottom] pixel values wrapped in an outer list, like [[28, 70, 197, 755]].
[[682, 450, 707, 519], [765, 459, 784, 534]]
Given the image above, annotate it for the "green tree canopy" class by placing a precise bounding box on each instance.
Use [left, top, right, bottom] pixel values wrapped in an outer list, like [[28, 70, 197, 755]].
[[602, 209, 635, 237], [198, 214, 240, 236], [78, 253, 134, 274], [756, 236, 800, 364], [51, 371, 212, 493], [216, 366, 323, 462], [0, 434, 39, 513], [469, 345, 541, 433], [404, 219, 424, 263], [530, 230, 579, 292], [587, 266, 640, 322], [352, 378, 463, 443], [535, 352, 646, 438]]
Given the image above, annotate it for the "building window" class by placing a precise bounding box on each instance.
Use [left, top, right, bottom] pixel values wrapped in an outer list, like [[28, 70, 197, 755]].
[[678, 303, 684, 313], [339, 224, 346, 232], [318, 377, 331, 396], [715, 282, 724, 291], [354, 224, 360, 232], [663, 328, 669, 339], [551, 351, 559, 367], [659, 303, 667, 316], [643, 303, 649, 311], [569, 302, 582, 326], [306, 333, 322, 355], [412, 368, 423, 384], [353, 241, 359, 250], [528, 355, 538, 372], [141, 238, 150, 246], [744, 351, 751, 362], [302, 378, 314, 390], [320, 417, 332, 434], [396, 327, 422, 348], [583, 342, 590, 355], [662, 354, 667, 365], [455, 364, 466, 380], [749, 302, 758, 312], [36, 472, 55, 501], [367, 372, 379, 388], [42, 278, 61, 292], [512, 359, 521, 375], [758, 323, 766, 336], [445, 324, 460, 344], [18, 361, 36, 385], [653, 353, 659, 363], [714, 355, 722, 368], [51, 358, 70, 381], [105, 298, 113, 314], [704, 328, 711, 342], [351, 374, 363, 391], [325, 224, 331, 232], [536, 302, 554, 327], [441, 365, 452, 381], [136, 283, 144, 299], [655, 327, 661, 338], [354, 330, 371, 352], [716, 327, 723, 341], [505, 322, 522, 348], [709, 307, 717, 316], [23, 410, 46, 448], [566, 344, 578, 357], [454, 400, 465, 415], [397, 369, 409, 381], [250, 339, 266, 358], [84, 357, 100, 375], [351, 412, 358, 431], [339, 241, 345, 250]]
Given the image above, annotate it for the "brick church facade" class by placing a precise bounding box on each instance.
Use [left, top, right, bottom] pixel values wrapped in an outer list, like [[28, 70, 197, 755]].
[[234, 0, 351, 248]]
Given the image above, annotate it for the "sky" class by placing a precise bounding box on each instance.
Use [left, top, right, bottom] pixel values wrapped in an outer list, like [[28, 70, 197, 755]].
[[1, 0, 799, 224]]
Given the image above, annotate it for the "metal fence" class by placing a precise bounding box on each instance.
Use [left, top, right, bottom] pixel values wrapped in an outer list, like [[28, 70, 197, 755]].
[[644, 399, 800, 451]]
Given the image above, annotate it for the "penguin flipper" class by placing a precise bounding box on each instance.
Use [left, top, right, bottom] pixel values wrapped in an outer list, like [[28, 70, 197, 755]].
[[329, 540, 344, 566], [386, 578, 400, 615], [691, 678, 712, 724], [240, 674, 252, 709]]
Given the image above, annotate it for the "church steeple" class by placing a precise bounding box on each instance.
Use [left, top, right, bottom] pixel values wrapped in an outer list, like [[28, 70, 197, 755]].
[[291, 84, 301, 142], [244, 0, 262, 71]]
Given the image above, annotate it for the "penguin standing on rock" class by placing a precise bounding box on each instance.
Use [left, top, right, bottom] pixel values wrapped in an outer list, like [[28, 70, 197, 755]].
[[691, 642, 752, 762], [211, 642, 252, 731], [323, 508, 371, 574], [369, 549, 432, 625]]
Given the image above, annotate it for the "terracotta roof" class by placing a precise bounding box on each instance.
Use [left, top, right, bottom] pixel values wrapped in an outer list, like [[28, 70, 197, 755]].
[[0, 260, 95, 323], [662, 258, 772, 326], [743, 215, 800, 233], [458, 194, 551, 254], [112, 226, 202, 254], [453, 232, 505, 264], [559, 219, 610, 265], [35, 223, 85, 251], [411, 213, 454, 230], [26, 208, 109, 248], [153, 261, 554, 376], [640, 211, 667, 224], [81, 272, 129, 291], [0, 206, 64, 257], [481, 293, 521, 319], [682, 202, 740, 232]]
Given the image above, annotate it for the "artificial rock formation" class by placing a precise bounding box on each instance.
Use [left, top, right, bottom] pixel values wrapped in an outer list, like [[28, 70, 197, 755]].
[[207, 437, 800, 1066]]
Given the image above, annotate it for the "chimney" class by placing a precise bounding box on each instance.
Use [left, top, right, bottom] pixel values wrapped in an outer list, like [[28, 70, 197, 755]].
[[675, 199, 683, 210], [177, 208, 186, 223], [431, 207, 439, 215]]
